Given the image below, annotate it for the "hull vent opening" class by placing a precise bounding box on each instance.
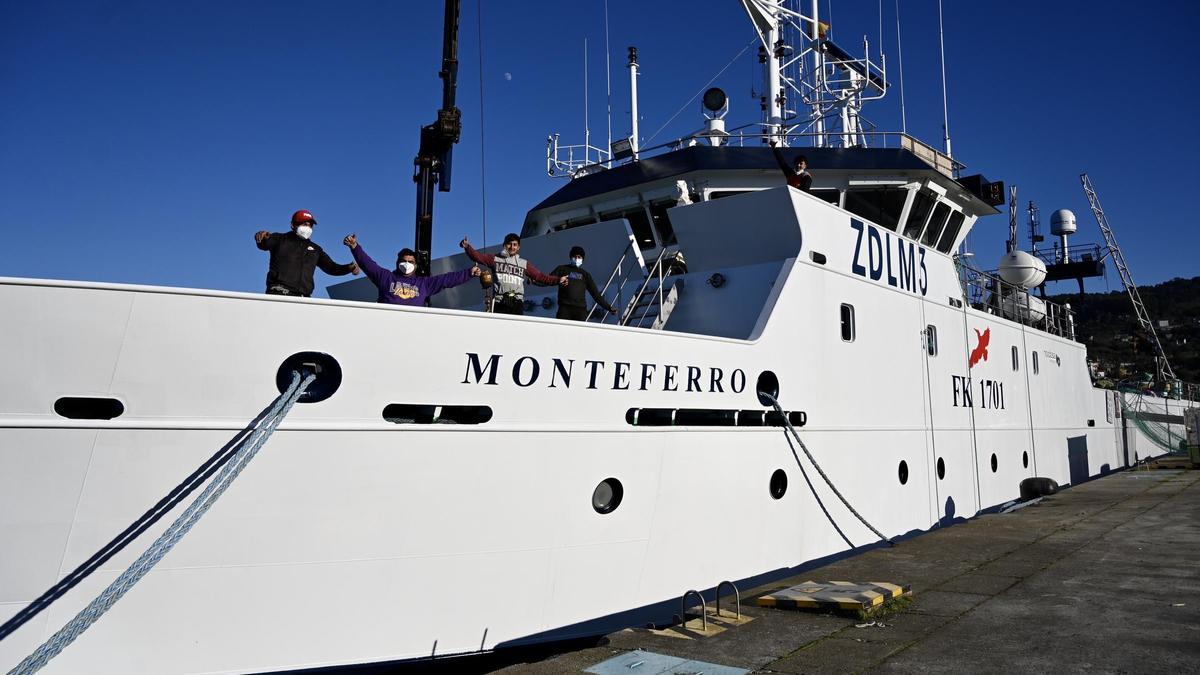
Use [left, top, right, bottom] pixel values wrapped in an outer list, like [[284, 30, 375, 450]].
[[54, 397, 124, 420], [383, 404, 492, 425]]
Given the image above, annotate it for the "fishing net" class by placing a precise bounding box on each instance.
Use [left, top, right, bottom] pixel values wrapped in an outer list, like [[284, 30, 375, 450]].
[[1119, 389, 1190, 455]]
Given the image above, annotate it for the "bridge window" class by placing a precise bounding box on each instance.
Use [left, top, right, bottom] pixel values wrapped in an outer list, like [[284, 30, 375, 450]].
[[903, 189, 936, 240], [599, 206, 656, 251], [840, 303, 855, 342], [844, 186, 908, 231], [937, 211, 966, 253], [921, 203, 952, 247]]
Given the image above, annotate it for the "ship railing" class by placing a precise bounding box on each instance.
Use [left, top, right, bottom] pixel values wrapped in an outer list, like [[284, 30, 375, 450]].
[[547, 133, 613, 178], [956, 261, 1077, 340], [587, 235, 644, 324], [1028, 242, 1107, 268], [628, 125, 964, 179]]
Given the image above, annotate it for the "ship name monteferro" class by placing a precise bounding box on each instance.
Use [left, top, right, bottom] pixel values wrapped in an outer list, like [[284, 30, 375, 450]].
[[461, 352, 748, 393]]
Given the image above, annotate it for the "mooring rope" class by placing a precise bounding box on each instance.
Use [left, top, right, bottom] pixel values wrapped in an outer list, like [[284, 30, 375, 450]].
[[762, 392, 893, 546], [7, 370, 315, 675]]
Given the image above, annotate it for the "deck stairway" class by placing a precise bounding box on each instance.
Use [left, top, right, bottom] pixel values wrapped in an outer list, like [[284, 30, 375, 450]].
[[589, 243, 686, 330]]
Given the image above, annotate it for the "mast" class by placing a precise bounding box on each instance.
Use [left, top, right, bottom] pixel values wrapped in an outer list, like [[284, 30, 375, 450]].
[[628, 47, 640, 154]]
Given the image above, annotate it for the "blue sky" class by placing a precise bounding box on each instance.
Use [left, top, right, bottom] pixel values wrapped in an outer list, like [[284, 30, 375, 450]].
[[2, 1, 1197, 295]]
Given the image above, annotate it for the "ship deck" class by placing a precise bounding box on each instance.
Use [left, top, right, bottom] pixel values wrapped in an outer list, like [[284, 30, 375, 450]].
[[448, 467, 1200, 673]]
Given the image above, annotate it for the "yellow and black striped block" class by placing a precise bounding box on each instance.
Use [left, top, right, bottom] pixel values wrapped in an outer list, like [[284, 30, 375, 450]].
[[756, 581, 911, 612]]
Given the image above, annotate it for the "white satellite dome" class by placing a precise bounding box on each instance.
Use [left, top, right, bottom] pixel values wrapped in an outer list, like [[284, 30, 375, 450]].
[[998, 250, 1048, 289], [1050, 209, 1077, 235]]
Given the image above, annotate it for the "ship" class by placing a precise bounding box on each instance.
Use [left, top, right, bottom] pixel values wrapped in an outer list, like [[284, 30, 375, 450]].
[[1, 1, 1194, 673]]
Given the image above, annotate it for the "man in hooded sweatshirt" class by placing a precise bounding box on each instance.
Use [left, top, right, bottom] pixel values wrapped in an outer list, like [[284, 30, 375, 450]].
[[459, 232, 566, 315], [343, 234, 479, 306], [254, 209, 359, 296]]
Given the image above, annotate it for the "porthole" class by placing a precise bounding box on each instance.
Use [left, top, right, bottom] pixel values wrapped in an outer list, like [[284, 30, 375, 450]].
[[898, 460, 909, 485], [769, 469, 788, 499], [1022, 451, 1029, 468], [990, 453, 998, 473], [936, 457, 946, 480], [592, 478, 624, 514], [1011, 346, 1019, 371]]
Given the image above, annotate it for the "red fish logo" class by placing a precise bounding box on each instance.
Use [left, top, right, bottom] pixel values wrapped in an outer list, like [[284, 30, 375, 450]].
[[968, 328, 990, 368]]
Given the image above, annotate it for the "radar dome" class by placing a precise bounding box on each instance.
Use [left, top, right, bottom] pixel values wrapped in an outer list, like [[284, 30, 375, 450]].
[[998, 250, 1047, 289], [1050, 209, 1077, 235]]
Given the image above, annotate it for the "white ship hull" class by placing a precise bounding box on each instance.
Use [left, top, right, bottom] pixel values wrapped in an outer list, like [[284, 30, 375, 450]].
[[0, 187, 1180, 673]]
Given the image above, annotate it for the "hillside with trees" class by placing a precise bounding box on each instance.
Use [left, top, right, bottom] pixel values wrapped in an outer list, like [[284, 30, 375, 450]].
[[1047, 276, 1200, 385]]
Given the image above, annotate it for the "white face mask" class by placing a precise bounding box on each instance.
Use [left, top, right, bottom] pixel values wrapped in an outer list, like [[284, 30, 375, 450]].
[[295, 225, 313, 240], [398, 261, 416, 275], [572, 257, 583, 267]]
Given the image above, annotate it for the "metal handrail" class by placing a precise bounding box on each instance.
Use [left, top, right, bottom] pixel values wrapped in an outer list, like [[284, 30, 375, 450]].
[[586, 236, 639, 324], [680, 589, 707, 632], [715, 580, 741, 621], [623, 248, 672, 327], [955, 259, 1077, 340]]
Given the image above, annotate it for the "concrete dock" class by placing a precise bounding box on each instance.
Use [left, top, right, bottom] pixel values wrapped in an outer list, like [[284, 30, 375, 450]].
[[485, 468, 1200, 674]]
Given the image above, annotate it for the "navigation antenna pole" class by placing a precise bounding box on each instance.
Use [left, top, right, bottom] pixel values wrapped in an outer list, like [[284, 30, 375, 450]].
[[1081, 173, 1176, 382], [413, 0, 463, 276], [1006, 185, 1018, 253]]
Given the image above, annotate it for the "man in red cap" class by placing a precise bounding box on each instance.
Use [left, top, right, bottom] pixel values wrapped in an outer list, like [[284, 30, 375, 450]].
[[254, 210, 359, 297]]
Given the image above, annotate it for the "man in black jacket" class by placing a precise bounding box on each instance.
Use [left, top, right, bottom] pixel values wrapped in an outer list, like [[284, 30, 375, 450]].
[[254, 209, 359, 296], [550, 246, 617, 321]]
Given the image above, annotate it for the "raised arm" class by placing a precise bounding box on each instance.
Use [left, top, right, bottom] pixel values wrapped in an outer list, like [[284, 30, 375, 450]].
[[317, 248, 357, 277], [427, 267, 475, 295], [771, 144, 795, 177], [349, 244, 388, 286], [460, 238, 496, 268], [524, 260, 561, 286], [255, 231, 276, 251]]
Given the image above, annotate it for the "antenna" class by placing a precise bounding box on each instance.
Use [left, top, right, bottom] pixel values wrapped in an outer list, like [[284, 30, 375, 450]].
[[895, 0, 906, 133], [937, 0, 952, 157], [583, 38, 589, 163], [604, 0, 612, 167], [1007, 185, 1018, 253], [1027, 200, 1043, 254], [628, 46, 640, 154]]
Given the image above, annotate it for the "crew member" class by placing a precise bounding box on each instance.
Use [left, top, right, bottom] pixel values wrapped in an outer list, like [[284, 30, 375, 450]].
[[343, 234, 479, 306], [769, 140, 812, 192], [459, 233, 566, 315], [255, 210, 359, 296], [549, 246, 617, 321]]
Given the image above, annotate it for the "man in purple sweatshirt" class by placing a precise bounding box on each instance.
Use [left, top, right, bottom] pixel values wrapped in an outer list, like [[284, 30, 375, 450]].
[[343, 234, 479, 306]]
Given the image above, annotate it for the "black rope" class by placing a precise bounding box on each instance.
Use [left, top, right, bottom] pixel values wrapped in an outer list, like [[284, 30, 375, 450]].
[[0, 404, 278, 643]]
